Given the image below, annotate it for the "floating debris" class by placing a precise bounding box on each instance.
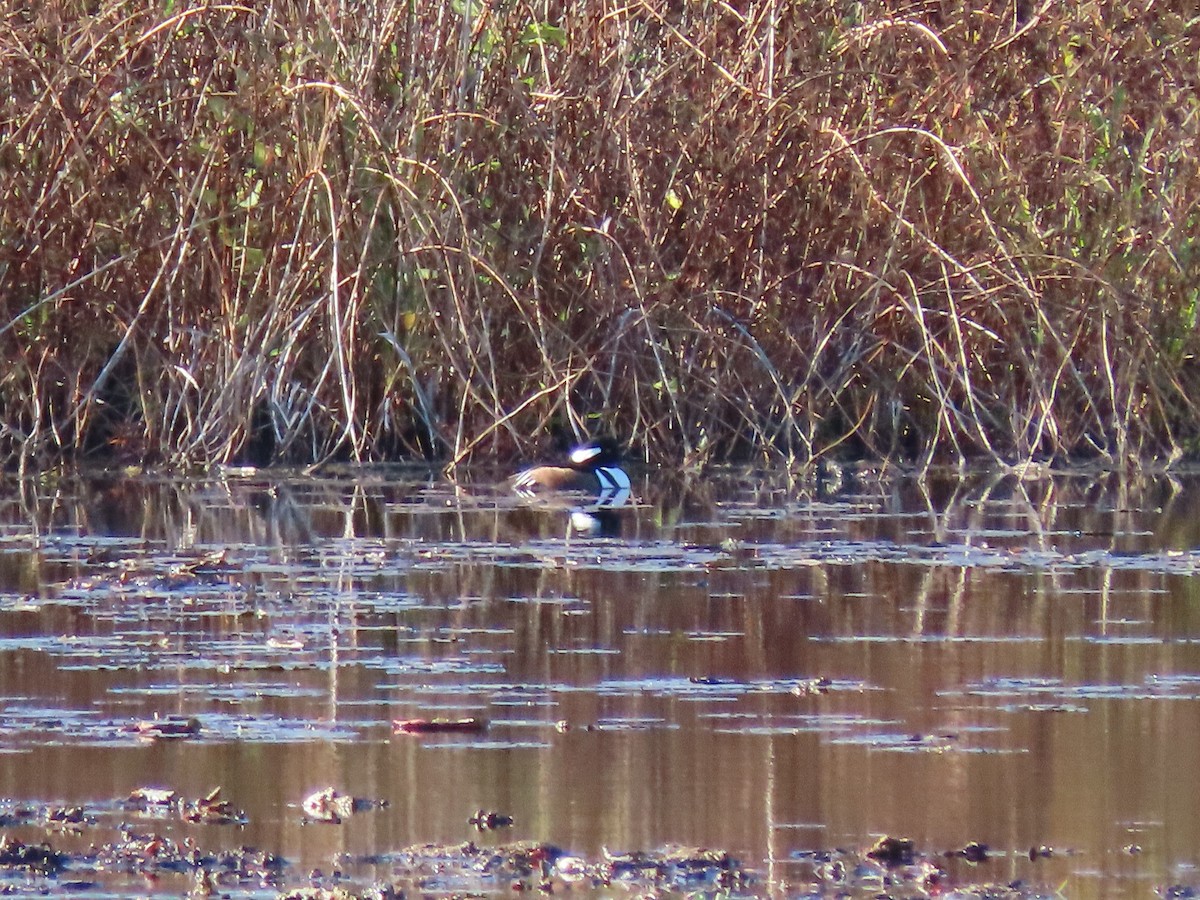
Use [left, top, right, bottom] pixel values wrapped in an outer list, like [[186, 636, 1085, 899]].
[[946, 841, 990, 863], [554, 854, 591, 882], [45, 805, 88, 828], [604, 844, 745, 890], [469, 809, 514, 831], [302, 788, 387, 824], [180, 786, 247, 825], [0, 801, 91, 829], [867, 835, 917, 867], [1161, 886, 1200, 899], [267, 635, 308, 651], [125, 787, 178, 809], [689, 675, 736, 686], [278, 888, 400, 900], [125, 715, 201, 740], [65, 552, 237, 595], [801, 839, 947, 893], [392, 717, 487, 735], [91, 829, 285, 881], [791, 676, 833, 696], [0, 835, 67, 874], [374, 841, 742, 893]]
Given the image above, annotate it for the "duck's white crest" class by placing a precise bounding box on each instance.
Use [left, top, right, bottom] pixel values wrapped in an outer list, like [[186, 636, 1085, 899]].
[[570, 445, 603, 464]]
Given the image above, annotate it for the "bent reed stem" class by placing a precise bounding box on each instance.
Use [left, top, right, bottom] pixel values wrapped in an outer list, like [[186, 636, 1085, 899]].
[[0, 2, 1197, 469]]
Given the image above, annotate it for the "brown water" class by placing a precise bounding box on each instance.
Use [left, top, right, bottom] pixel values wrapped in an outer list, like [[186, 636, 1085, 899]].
[[2, 466, 1200, 896]]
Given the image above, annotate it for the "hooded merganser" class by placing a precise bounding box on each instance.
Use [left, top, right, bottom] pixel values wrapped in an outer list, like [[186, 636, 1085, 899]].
[[512, 438, 631, 506]]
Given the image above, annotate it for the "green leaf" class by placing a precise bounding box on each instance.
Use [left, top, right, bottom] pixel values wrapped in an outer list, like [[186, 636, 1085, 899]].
[[520, 22, 567, 48], [241, 246, 265, 269], [237, 178, 263, 210]]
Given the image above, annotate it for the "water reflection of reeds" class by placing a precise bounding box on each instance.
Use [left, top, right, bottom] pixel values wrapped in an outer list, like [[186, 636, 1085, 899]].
[[0, 469, 1196, 895]]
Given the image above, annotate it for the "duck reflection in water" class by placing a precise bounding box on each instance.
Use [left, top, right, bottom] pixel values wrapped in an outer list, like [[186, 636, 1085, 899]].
[[569, 507, 623, 537]]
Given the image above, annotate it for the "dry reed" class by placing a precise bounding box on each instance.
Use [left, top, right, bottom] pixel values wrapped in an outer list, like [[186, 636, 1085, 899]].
[[1, 1, 1197, 470]]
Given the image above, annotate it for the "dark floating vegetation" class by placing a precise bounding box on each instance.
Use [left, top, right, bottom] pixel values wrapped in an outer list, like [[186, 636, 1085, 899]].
[[0, 824, 1036, 898], [2, 4, 1200, 470], [0, 822, 1088, 898]]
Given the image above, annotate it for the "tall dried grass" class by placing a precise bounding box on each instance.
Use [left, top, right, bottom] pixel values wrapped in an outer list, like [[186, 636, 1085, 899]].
[[1, 1, 1197, 470]]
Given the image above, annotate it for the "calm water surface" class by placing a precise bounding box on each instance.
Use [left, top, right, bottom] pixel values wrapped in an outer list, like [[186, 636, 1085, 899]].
[[2, 466, 1200, 896]]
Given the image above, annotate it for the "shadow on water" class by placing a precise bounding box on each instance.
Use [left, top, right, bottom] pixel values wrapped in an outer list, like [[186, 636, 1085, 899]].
[[2, 465, 1200, 895]]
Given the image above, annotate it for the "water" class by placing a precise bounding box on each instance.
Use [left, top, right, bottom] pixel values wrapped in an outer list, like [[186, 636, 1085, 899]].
[[1, 466, 1199, 896]]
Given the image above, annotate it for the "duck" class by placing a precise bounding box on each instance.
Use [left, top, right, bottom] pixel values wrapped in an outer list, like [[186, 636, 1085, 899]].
[[512, 437, 631, 507]]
